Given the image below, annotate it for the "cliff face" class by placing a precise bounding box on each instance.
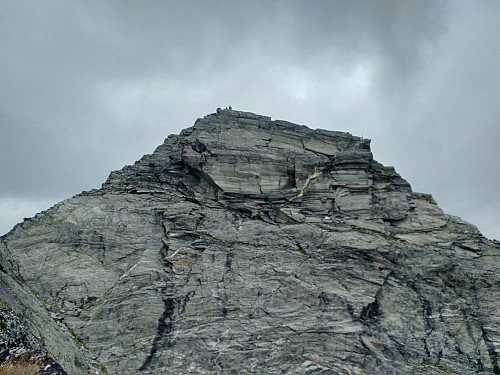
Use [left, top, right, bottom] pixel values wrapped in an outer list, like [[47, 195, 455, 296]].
[[1, 109, 500, 374]]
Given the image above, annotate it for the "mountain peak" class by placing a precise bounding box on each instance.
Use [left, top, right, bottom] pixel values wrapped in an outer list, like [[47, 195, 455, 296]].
[[1, 111, 498, 375], [104, 110, 413, 223]]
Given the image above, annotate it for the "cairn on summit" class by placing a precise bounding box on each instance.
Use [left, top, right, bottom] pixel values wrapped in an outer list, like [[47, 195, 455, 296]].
[[1, 109, 500, 374]]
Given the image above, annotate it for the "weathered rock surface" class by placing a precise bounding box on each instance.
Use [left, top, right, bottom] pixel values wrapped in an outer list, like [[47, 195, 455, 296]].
[[1, 109, 500, 374], [0, 297, 68, 374]]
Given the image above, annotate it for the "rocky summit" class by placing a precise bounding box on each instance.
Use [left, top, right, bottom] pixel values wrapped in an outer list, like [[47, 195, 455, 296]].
[[1, 109, 500, 375]]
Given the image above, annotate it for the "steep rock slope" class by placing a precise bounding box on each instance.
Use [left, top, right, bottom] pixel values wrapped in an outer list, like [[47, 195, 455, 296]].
[[1, 109, 499, 374]]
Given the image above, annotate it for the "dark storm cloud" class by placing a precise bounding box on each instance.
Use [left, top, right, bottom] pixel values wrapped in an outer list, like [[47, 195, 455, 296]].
[[1, 0, 499, 239]]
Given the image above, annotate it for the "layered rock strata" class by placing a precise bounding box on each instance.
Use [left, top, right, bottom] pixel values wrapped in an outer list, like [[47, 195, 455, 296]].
[[1, 109, 499, 374]]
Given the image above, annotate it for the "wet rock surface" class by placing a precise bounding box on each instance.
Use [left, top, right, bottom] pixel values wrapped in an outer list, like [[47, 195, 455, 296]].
[[1, 109, 500, 374]]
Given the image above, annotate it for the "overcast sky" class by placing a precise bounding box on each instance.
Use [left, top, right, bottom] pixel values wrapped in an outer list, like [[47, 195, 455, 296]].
[[1, 0, 499, 240]]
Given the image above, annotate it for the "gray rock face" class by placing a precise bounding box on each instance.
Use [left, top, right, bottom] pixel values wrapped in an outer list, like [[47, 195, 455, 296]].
[[1, 109, 500, 374]]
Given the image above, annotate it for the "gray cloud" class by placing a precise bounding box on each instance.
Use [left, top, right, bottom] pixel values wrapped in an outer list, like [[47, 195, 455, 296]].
[[1, 0, 499, 239]]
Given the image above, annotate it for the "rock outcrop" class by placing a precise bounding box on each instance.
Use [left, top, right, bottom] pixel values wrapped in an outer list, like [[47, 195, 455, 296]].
[[0, 297, 68, 374], [1, 109, 499, 374]]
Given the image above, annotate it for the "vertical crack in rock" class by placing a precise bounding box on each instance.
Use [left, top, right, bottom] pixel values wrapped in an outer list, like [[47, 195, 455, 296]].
[[482, 327, 500, 374], [149, 293, 196, 373], [360, 299, 380, 321], [139, 297, 175, 373]]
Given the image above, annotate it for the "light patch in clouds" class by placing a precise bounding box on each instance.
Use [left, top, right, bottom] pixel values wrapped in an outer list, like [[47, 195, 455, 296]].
[[285, 68, 314, 102], [282, 61, 373, 107], [96, 77, 174, 123], [332, 63, 372, 110]]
